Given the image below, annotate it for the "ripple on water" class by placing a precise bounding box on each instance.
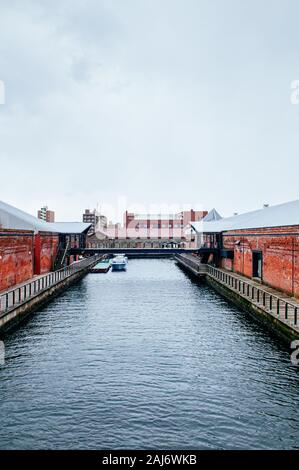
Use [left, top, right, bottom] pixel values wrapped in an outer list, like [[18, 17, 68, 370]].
[[0, 259, 299, 450]]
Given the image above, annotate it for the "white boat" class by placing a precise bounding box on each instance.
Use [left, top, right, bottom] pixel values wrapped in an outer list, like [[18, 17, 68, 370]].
[[117, 253, 128, 262], [111, 255, 127, 271]]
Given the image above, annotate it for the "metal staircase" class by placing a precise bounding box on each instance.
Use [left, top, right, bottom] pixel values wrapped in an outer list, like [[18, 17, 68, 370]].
[[53, 240, 70, 271]]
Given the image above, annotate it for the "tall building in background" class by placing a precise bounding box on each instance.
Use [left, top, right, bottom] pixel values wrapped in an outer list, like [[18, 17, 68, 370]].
[[82, 209, 103, 235], [123, 209, 208, 230], [98, 214, 108, 230], [37, 205, 55, 223], [87, 209, 208, 250]]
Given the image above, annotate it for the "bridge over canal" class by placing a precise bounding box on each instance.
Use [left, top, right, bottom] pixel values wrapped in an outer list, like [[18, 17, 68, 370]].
[[69, 247, 203, 257]]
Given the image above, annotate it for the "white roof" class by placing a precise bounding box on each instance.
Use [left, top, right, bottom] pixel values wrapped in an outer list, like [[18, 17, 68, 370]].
[[191, 200, 299, 233], [0, 200, 91, 234], [49, 222, 92, 234], [203, 208, 222, 222]]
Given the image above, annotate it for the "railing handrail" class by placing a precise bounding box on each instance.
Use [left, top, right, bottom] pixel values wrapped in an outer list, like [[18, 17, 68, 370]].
[[176, 254, 298, 329], [0, 254, 101, 315], [207, 265, 299, 308], [206, 265, 299, 328], [176, 253, 208, 272]]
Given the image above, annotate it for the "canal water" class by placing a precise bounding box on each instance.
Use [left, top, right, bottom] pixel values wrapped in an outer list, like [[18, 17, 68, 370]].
[[0, 259, 298, 450]]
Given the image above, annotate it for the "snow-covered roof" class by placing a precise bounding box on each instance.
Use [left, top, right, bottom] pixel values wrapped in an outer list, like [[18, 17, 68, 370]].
[[191, 200, 299, 233], [0, 200, 91, 234]]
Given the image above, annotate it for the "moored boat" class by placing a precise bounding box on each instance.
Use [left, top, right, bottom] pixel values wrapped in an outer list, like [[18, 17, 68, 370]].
[[111, 255, 127, 271], [91, 259, 112, 273]]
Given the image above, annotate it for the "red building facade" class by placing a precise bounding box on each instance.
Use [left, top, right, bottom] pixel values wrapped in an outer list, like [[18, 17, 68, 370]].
[[221, 226, 299, 298], [0, 200, 92, 292], [88, 210, 208, 248], [34, 232, 59, 275], [0, 229, 34, 291], [123, 210, 207, 241], [124, 210, 207, 229], [193, 201, 299, 299]]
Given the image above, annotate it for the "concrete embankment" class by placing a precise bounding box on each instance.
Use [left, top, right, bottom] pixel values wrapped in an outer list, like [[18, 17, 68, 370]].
[[176, 254, 299, 343], [0, 256, 101, 334]]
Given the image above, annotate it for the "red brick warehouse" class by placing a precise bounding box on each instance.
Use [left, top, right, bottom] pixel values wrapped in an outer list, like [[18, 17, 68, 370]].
[[191, 200, 299, 299], [0, 200, 92, 291], [0, 229, 34, 291]]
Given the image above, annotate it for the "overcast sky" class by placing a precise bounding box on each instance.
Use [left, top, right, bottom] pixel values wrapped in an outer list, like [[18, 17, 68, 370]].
[[1, 0, 299, 222]]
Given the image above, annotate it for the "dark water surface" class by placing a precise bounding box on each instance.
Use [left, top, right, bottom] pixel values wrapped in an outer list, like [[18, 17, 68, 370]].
[[0, 259, 298, 449]]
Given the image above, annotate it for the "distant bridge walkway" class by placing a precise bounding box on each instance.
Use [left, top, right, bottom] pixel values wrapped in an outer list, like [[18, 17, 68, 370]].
[[69, 248, 200, 257]]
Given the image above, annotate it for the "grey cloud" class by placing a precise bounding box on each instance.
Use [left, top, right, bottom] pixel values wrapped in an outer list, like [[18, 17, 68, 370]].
[[1, 0, 299, 221]]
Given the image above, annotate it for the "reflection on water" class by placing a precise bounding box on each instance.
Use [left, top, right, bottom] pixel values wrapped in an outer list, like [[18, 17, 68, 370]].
[[0, 259, 298, 449]]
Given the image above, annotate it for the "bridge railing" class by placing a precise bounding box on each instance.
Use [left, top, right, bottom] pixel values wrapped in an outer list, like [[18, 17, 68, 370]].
[[0, 255, 101, 316]]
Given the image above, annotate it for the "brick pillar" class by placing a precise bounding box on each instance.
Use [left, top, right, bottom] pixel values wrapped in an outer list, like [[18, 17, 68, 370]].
[[34, 234, 41, 275]]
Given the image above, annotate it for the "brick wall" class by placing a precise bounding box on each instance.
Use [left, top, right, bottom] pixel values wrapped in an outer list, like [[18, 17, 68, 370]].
[[221, 226, 299, 297], [34, 232, 59, 275], [0, 229, 34, 292], [220, 258, 233, 271]]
